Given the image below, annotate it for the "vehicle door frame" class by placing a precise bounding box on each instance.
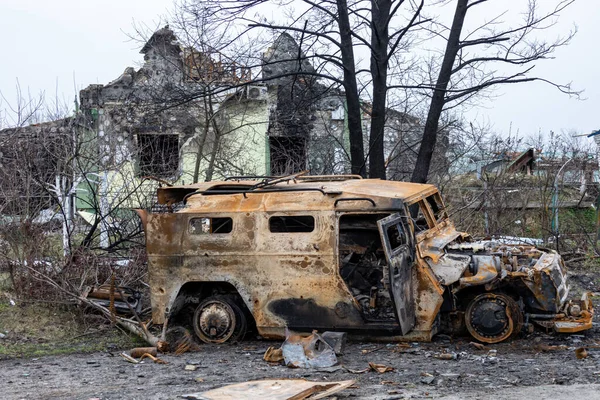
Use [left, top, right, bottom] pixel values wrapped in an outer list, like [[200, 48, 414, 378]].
[[377, 213, 416, 335]]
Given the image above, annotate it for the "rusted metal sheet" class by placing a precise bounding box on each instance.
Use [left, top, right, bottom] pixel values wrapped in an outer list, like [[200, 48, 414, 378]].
[[426, 253, 470, 285]]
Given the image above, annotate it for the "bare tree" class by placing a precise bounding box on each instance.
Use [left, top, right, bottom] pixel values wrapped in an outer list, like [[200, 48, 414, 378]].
[[158, 0, 430, 179], [444, 127, 598, 256], [409, 0, 579, 184]]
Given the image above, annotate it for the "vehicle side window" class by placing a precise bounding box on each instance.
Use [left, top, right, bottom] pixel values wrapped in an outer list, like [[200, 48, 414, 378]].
[[426, 193, 447, 222], [408, 202, 430, 233], [387, 223, 407, 250], [189, 217, 233, 234], [269, 215, 315, 233]]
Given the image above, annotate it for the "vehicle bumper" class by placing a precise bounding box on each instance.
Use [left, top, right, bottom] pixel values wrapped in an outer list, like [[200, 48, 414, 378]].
[[532, 292, 594, 333], [553, 292, 594, 333]]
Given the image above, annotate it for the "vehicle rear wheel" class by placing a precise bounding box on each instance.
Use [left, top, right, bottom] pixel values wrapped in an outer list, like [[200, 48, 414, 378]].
[[193, 296, 247, 344], [465, 292, 523, 344]]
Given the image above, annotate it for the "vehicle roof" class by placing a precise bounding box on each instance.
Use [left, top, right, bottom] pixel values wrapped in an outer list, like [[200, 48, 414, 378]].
[[156, 176, 438, 213]]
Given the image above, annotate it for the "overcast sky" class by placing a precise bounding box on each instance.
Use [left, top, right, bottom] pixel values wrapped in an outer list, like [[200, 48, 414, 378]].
[[1, 0, 598, 139]]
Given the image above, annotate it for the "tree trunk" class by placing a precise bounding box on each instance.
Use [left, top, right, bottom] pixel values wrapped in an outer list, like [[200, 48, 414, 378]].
[[204, 100, 221, 182], [337, 0, 366, 177], [193, 96, 211, 183], [368, 0, 391, 180], [411, 0, 468, 184]]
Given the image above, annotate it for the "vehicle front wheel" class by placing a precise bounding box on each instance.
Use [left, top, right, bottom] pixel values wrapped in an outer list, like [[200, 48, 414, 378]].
[[465, 292, 523, 344], [193, 296, 247, 344]]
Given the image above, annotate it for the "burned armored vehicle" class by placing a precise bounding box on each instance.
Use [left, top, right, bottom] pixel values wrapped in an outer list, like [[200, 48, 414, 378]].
[[139, 174, 593, 344]]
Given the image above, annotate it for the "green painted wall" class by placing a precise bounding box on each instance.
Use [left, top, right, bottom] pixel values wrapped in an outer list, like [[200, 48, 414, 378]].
[[75, 98, 270, 212]]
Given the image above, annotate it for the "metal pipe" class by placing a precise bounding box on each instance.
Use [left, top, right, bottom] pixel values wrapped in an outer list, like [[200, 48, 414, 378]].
[[526, 313, 566, 320], [334, 198, 376, 207]]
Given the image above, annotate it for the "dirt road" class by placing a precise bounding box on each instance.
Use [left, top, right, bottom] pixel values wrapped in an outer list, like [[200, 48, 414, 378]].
[[2, 329, 600, 400]]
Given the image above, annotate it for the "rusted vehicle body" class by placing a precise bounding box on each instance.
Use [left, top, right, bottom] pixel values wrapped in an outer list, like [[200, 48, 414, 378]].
[[139, 174, 593, 344]]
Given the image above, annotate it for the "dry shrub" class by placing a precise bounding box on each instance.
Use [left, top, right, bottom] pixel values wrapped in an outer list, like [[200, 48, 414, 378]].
[[0, 221, 60, 301], [0, 220, 148, 303]]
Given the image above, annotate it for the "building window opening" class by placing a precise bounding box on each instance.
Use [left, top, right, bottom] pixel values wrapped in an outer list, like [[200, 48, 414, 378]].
[[269, 136, 307, 176], [137, 134, 179, 177]]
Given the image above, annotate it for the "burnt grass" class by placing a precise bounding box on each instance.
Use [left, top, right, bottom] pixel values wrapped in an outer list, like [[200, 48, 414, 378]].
[[0, 267, 599, 400]]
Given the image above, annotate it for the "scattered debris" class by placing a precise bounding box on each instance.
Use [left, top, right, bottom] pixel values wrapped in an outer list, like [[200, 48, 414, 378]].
[[181, 379, 355, 400], [469, 342, 487, 351], [263, 346, 284, 363], [119, 353, 140, 364], [368, 362, 395, 373], [280, 331, 338, 369], [534, 344, 568, 352], [575, 348, 588, 359], [361, 346, 384, 355], [435, 352, 457, 360], [320, 331, 347, 355], [420, 372, 435, 385], [345, 366, 370, 374], [120, 349, 167, 365], [130, 347, 157, 358], [139, 353, 168, 364], [316, 365, 343, 373], [185, 365, 198, 371]]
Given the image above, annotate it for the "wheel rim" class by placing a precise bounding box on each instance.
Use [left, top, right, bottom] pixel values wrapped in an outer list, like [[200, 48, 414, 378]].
[[194, 300, 236, 343], [466, 293, 515, 344]]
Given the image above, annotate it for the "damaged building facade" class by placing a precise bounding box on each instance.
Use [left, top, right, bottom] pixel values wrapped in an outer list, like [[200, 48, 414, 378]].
[[0, 27, 441, 221]]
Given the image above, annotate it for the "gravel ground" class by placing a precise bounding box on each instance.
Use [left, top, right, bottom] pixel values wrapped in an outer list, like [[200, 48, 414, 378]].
[[2, 327, 600, 400], [1, 266, 599, 399]]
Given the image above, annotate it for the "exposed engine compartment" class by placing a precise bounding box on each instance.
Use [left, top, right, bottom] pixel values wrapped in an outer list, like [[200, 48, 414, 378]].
[[442, 240, 569, 314], [428, 239, 592, 340]]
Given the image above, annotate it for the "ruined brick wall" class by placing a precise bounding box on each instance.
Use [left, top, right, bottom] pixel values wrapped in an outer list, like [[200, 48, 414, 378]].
[[261, 32, 449, 179]]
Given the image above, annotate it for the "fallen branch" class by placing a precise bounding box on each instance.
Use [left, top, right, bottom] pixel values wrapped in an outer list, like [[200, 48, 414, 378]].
[[568, 255, 600, 265], [22, 263, 164, 347]]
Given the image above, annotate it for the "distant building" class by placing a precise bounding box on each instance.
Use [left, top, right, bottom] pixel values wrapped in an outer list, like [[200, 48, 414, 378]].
[[0, 26, 441, 221]]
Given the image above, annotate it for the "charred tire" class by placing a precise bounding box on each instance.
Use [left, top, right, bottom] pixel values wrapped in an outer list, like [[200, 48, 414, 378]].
[[193, 296, 247, 344], [465, 293, 523, 344]]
